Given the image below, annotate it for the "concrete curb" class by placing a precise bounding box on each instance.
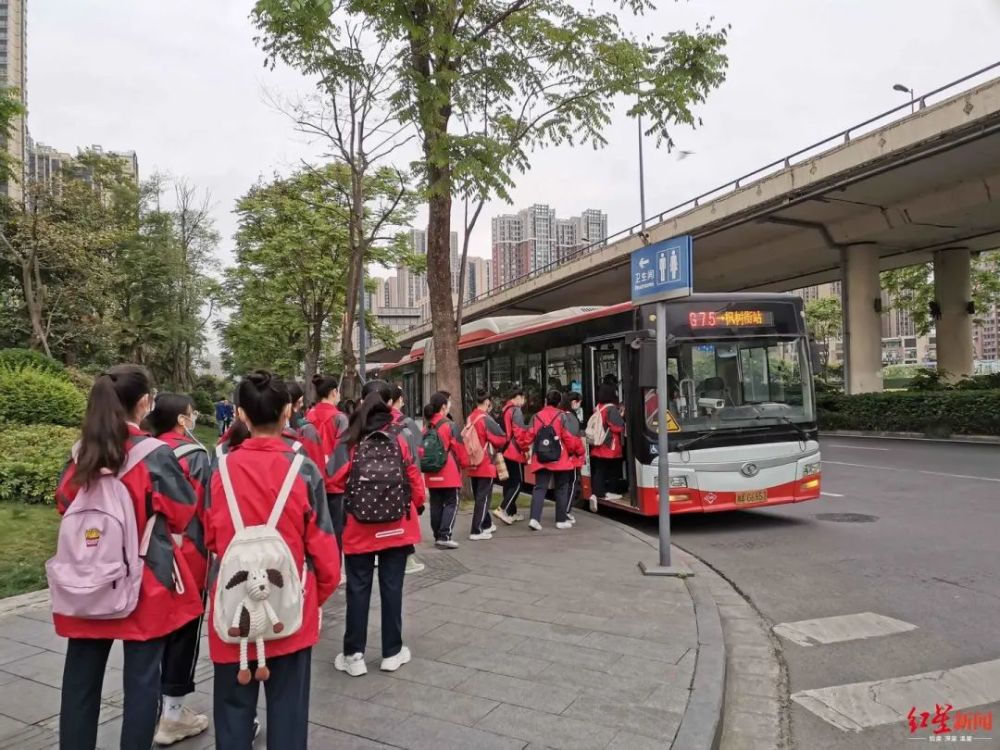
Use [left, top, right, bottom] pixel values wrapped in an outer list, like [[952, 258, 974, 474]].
[[0, 588, 48, 619], [587, 513, 726, 750], [821, 429, 1000, 445]]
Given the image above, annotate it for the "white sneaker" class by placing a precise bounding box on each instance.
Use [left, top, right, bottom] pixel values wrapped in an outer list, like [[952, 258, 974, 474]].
[[380, 646, 412, 672], [528, 519, 542, 531], [512, 513, 525, 522], [469, 531, 493, 541], [589, 495, 598, 513], [435, 539, 460, 549], [555, 521, 573, 530], [405, 556, 425, 574], [605, 492, 624, 501], [154, 706, 209, 746], [566, 513, 576, 525], [334, 652, 368, 677], [493, 508, 514, 525]]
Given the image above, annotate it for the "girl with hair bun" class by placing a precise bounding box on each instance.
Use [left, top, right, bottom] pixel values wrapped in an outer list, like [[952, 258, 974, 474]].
[[143, 393, 213, 744], [205, 371, 340, 749]]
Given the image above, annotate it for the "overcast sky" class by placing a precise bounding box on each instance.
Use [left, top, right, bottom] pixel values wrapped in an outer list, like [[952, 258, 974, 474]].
[[26, 1, 1000, 277]]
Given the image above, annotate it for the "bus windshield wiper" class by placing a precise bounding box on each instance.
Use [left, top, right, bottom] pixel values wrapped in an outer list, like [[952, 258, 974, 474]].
[[676, 429, 718, 452], [720, 412, 809, 440]]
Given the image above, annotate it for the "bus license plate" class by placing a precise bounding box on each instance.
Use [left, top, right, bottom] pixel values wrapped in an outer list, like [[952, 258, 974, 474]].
[[735, 490, 767, 505]]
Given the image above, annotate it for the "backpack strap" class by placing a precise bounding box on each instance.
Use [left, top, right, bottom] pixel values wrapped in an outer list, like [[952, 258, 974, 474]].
[[173, 442, 206, 461], [118, 437, 166, 477], [268, 454, 305, 529], [217, 452, 244, 534], [291, 440, 303, 453]]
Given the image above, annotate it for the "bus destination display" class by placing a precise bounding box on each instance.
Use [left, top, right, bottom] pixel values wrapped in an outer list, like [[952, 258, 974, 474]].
[[687, 309, 775, 329]]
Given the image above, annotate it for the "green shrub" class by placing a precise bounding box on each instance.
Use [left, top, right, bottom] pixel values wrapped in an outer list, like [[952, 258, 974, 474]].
[[0, 365, 86, 426], [191, 389, 215, 420], [0, 348, 65, 377], [818, 389, 1000, 436], [0, 424, 78, 504]]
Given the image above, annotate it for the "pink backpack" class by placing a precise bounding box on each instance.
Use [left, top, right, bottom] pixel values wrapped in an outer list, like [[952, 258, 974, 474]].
[[46, 438, 165, 619], [461, 414, 486, 467]]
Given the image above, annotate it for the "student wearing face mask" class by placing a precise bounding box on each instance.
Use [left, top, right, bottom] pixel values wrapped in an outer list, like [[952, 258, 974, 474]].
[[52, 366, 203, 750], [143, 394, 212, 745]]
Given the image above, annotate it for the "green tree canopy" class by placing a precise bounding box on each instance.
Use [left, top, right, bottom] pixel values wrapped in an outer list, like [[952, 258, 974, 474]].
[[252, 0, 729, 418]]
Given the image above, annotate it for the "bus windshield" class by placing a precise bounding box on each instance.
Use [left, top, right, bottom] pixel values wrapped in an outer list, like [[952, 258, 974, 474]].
[[644, 337, 815, 434]]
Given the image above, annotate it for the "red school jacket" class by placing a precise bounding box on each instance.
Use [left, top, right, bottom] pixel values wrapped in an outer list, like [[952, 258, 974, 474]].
[[158, 431, 212, 592], [282, 426, 326, 476], [518, 405, 585, 473], [204, 437, 340, 664], [589, 403, 625, 460], [305, 402, 349, 492], [329, 422, 426, 555], [464, 410, 508, 479], [501, 401, 529, 464], [560, 409, 586, 469], [422, 414, 469, 489], [53, 425, 204, 641]]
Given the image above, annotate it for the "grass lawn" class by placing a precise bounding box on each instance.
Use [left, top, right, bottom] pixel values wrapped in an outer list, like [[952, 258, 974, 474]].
[[0, 503, 60, 598], [192, 423, 220, 448]]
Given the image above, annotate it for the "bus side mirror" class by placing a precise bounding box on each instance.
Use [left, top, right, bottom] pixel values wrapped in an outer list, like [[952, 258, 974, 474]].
[[809, 341, 824, 372]]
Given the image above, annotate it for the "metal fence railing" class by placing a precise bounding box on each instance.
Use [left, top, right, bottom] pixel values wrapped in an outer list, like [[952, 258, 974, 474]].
[[402, 60, 1000, 337]]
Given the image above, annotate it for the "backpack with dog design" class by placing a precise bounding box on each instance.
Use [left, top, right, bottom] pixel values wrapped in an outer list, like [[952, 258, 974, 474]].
[[213, 452, 305, 683]]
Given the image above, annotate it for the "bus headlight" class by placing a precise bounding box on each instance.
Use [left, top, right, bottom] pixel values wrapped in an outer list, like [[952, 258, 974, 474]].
[[803, 462, 821, 477], [670, 476, 688, 488]]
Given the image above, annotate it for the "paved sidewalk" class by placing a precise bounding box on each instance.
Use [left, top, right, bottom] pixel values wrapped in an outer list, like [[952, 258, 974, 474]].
[[0, 508, 719, 750]]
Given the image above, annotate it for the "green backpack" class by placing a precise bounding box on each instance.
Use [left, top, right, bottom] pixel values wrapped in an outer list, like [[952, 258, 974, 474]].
[[420, 426, 448, 473]]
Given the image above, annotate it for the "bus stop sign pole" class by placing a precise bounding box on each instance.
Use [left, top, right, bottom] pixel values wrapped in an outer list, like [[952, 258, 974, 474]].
[[631, 236, 693, 578]]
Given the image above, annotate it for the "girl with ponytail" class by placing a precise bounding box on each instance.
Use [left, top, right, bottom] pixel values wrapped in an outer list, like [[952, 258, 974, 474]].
[[55, 365, 204, 750]]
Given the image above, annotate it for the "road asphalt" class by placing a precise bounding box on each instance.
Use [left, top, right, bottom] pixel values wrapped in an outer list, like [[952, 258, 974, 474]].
[[635, 436, 1000, 749]]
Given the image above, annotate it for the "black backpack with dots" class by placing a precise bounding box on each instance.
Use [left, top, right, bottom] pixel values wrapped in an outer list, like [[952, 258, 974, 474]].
[[344, 424, 411, 524]]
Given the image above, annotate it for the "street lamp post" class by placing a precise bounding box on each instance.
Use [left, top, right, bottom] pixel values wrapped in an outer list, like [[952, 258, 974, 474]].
[[637, 95, 647, 231], [893, 83, 916, 114]]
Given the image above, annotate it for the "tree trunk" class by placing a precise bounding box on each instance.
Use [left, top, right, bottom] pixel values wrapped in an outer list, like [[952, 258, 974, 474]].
[[304, 316, 323, 403], [20, 254, 51, 357], [426, 181, 463, 423], [338, 168, 366, 400]]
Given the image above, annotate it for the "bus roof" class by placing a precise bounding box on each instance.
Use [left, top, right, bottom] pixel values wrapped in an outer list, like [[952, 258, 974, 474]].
[[382, 293, 803, 369]]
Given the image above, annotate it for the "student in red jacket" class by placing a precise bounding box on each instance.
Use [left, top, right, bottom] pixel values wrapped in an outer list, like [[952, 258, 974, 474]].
[[465, 389, 508, 539], [559, 390, 585, 526], [305, 373, 348, 549], [422, 392, 469, 548], [55, 365, 203, 750], [518, 389, 585, 531], [328, 390, 426, 677], [205, 371, 340, 750], [589, 383, 626, 511], [494, 388, 529, 525], [143, 394, 212, 746]]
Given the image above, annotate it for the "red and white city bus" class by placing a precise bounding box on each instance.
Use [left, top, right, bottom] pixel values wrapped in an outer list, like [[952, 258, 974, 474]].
[[380, 293, 822, 515]]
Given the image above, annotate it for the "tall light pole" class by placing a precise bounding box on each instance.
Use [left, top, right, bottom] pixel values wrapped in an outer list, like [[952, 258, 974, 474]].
[[893, 83, 916, 114], [637, 94, 647, 231]]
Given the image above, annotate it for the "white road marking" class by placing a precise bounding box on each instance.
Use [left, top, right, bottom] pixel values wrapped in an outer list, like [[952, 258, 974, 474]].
[[828, 444, 890, 451], [821, 492, 844, 498], [824, 460, 1000, 483], [792, 658, 1000, 732], [773, 612, 916, 647]]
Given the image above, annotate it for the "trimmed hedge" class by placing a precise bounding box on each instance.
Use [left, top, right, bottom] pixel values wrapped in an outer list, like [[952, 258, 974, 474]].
[[818, 389, 1000, 437], [0, 424, 77, 504], [0, 365, 86, 426], [0, 348, 65, 376]]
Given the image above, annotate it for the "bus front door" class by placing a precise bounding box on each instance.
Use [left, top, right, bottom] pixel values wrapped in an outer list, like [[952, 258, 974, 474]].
[[584, 337, 636, 509]]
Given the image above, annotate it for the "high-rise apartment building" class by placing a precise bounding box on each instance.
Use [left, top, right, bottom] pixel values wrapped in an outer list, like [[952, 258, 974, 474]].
[[0, 0, 27, 202], [465, 256, 493, 302], [973, 305, 1000, 362], [492, 205, 607, 288], [26, 136, 73, 188]]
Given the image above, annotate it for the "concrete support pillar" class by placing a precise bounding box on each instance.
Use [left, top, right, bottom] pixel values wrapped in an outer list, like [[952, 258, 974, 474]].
[[933, 249, 974, 381], [843, 246, 883, 394]]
